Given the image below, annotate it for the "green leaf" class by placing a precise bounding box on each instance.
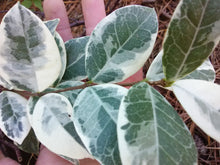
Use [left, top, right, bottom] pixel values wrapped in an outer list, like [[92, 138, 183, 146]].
[[172, 79, 220, 142], [27, 96, 40, 125], [32, 93, 91, 159], [16, 128, 39, 154], [21, 0, 32, 9], [0, 91, 30, 145], [62, 36, 89, 81], [163, 0, 220, 82], [147, 50, 215, 82], [0, 2, 62, 92], [86, 5, 158, 83], [72, 84, 128, 165], [44, 19, 60, 36], [117, 82, 197, 165], [53, 32, 67, 86], [33, 0, 43, 11]]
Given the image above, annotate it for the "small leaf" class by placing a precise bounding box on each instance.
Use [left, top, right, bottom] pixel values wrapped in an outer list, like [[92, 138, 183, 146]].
[[72, 84, 128, 165], [0, 2, 62, 92], [21, 0, 32, 9], [172, 79, 220, 142], [53, 32, 67, 86], [62, 36, 89, 81], [117, 82, 197, 165], [163, 0, 220, 82], [44, 19, 60, 36], [147, 50, 215, 82], [86, 5, 158, 83], [0, 91, 31, 145], [16, 128, 39, 154], [32, 93, 91, 159]]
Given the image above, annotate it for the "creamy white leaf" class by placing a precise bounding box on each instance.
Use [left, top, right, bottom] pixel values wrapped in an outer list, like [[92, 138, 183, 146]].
[[32, 93, 92, 159], [172, 79, 220, 142], [0, 91, 30, 144], [0, 2, 62, 92]]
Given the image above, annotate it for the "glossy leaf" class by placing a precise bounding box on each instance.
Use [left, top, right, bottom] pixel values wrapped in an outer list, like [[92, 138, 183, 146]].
[[16, 129, 39, 154], [117, 82, 197, 165], [162, 0, 220, 82], [0, 91, 30, 145], [32, 93, 91, 159], [86, 5, 158, 83], [147, 50, 215, 82], [73, 84, 128, 165], [172, 79, 220, 142], [62, 36, 89, 81], [53, 32, 67, 86], [0, 2, 62, 92], [44, 19, 60, 36]]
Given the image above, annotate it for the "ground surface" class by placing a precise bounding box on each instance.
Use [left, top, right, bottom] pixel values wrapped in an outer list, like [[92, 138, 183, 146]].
[[0, 0, 219, 164]]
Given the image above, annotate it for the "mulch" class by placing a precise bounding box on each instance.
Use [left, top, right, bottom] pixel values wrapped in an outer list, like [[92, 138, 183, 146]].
[[0, 0, 219, 164]]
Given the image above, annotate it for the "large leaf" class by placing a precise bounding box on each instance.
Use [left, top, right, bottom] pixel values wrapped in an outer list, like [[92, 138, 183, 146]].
[[86, 5, 158, 83], [32, 93, 91, 159], [72, 84, 128, 165], [172, 79, 220, 142], [147, 50, 215, 82], [163, 0, 220, 82], [0, 91, 30, 145], [0, 2, 62, 92], [62, 36, 89, 81], [117, 82, 197, 165]]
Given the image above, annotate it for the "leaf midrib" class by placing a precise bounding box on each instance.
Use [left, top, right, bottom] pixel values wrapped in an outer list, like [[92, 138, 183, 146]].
[[172, 0, 209, 81]]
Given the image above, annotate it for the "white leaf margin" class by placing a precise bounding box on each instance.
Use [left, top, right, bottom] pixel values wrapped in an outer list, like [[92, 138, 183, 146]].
[[172, 79, 220, 142]]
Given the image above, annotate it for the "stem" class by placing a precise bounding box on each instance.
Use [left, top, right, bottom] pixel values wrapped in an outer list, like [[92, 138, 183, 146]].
[[0, 79, 166, 98]]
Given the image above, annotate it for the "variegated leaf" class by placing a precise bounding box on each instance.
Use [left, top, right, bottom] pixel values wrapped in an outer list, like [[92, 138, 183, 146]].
[[0, 2, 62, 92], [44, 19, 60, 36], [0, 91, 30, 145], [163, 0, 220, 82], [32, 93, 91, 159], [53, 32, 67, 86], [73, 84, 128, 165], [172, 79, 220, 142], [86, 5, 158, 83], [62, 36, 89, 81], [146, 50, 215, 82], [117, 82, 197, 165]]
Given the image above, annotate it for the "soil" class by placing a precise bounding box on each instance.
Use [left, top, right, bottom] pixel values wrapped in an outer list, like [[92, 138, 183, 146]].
[[0, 0, 219, 164]]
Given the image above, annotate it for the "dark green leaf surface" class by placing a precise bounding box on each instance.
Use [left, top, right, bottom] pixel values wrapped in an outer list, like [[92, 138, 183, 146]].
[[73, 84, 128, 165], [0, 91, 30, 145], [117, 82, 197, 165], [163, 0, 220, 82], [62, 36, 89, 81], [86, 5, 158, 83]]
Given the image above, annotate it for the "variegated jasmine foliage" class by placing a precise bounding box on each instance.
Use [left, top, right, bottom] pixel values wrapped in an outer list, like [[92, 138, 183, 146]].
[[146, 50, 215, 82], [86, 5, 158, 83], [0, 91, 31, 145], [62, 36, 89, 81], [45, 81, 84, 107], [32, 93, 92, 159], [0, 2, 62, 92], [0, 75, 13, 90], [27, 96, 39, 125], [172, 79, 220, 142], [16, 129, 39, 154], [44, 19, 60, 36], [163, 0, 220, 83], [73, 84, 128, 165], [53, 32, 67, 86], [117, 82, 197, 165]]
